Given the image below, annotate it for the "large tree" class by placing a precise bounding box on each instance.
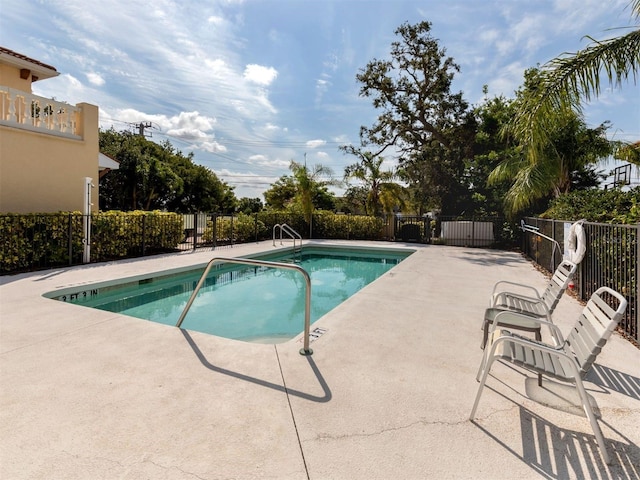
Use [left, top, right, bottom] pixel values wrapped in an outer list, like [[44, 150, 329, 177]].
[[467, 92, 519, 216], [507, 1, 640, 168], [355, 21, 476, 214], [99, 129, 235, 212]]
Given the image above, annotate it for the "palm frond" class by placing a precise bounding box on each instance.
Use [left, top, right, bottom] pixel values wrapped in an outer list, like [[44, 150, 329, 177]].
[[547, 29, 640, 102], [487, 151, 525, 185], [509, 28, 640, 165]]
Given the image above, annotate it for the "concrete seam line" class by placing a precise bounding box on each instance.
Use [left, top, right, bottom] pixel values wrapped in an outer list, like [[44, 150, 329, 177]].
[[274, 345, 310, 480]]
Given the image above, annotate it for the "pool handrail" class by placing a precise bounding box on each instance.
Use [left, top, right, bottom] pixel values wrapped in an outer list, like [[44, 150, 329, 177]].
[[273, 223, 302, 250], [175, 256, 313, 355]]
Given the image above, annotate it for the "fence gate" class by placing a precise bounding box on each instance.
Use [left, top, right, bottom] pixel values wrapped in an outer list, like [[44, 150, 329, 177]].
[[394, 216, 429, 243]]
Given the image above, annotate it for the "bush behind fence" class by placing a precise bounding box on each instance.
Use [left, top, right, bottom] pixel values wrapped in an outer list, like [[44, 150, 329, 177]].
[[0, 211, 391, 274]]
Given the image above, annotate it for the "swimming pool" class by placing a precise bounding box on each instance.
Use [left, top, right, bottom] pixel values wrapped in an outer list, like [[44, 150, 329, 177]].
[[48, 246, 413, 343]]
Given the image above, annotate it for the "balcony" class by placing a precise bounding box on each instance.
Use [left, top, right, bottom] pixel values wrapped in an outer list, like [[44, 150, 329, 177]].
[[0, 85, 82, 139]]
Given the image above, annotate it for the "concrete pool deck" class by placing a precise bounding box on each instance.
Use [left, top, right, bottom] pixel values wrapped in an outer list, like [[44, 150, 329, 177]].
[[1, 240, 639, 479]]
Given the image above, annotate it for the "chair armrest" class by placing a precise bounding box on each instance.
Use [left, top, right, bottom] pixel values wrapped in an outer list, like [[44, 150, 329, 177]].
[[491, 292, 551, 313], [489, 332, 575, 370], [492, 310, 564, 345], [491, 280, 541, 305]]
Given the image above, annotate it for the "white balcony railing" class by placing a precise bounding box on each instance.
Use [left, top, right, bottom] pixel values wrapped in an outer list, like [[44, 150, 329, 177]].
[[0, 86, 82, 139]]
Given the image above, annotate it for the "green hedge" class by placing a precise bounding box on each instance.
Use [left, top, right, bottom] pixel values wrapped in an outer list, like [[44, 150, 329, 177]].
[[0, 211, 184, 274], [312, 212, 385, 240], [1, 210, 388, 274], [0, 213, 84, 273], [202, 213, 268, 243], [90, 211, 184, 259], [251, 211, 386, 241]]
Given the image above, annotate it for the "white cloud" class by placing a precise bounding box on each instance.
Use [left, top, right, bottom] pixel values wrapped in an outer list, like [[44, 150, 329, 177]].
[[207, 15, 224, 25], [248, 154, 269, 163], [200, 141, 228, 153], [551, 0, 628, 35], [166, 128, 208, 140], [248, 155, 290, 168], [170, 111, 216, 132], [316, 78, 331, 104], [86, 72, 105, 86], [306, 139, 326, 149], [243, 64, 278, 86], [110, 109, 216, 135], [486, 61, 527, 98], [479, 28, 499, 45], [213, 168, 281, 198], [204, 58, 231, 77]]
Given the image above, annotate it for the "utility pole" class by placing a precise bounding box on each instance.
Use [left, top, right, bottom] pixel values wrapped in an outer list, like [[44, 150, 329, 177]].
[[135, 122, 153, 137]]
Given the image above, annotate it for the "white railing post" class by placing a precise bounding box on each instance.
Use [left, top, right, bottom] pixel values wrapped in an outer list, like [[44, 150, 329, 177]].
[[82, 177, 94, 264], [0, 85, 81, 139]]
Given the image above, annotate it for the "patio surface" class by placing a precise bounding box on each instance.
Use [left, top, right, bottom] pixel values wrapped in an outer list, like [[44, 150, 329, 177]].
[[1, 240, 639, 479]]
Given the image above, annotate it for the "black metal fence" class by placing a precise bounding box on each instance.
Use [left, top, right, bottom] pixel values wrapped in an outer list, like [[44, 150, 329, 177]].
[[178, 212, 391, 251], [522, 217, 639, 343], [0, 212, 183, 274], [0, 211, 394, 274], [1, 212, 519, 274]]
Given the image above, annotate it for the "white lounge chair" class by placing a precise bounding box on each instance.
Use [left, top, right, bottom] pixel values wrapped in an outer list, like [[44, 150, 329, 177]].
[[471, 286, 628, 465], [481, 260, 578, 350]]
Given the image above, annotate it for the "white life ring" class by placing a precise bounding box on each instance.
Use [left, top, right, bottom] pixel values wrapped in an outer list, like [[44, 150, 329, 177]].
[[565, 222, 586, 264]]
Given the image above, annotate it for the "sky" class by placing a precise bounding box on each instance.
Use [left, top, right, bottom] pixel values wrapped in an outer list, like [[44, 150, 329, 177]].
[[2, 0, 639, 199]]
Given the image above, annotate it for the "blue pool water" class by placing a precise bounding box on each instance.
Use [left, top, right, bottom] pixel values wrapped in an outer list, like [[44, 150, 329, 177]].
[[57, 247, 412, 343]]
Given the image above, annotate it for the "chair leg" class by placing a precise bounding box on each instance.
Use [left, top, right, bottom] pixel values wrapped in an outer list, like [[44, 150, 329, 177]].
[[481, 319, 489, 350], [476, 344, 490, 382], [471, 352, 497, 419], [536, 329, 542, 387], [574, 376, 611, 464]]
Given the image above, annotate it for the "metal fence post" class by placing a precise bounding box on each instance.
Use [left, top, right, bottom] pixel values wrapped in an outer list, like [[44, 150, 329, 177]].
[[67, 213, 73, 266], [213, 213, 217, 249], [141, 214, 147, 256], [551, 219, 556, 267], [230, 214, 234, 246], [254, 213, 258, 243], [579, 222, 586, 300], [193, 214, 198, 251], [471, 218, 476, 247]]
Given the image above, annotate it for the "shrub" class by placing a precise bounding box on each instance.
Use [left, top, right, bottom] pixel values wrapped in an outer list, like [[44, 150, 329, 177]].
[[312, 212, 385, 240], [0, 211, 183, 273], [542, 187, 639, 224], [0, 213, 84, 273], [202, 213, 267, 243], [91, 211, 183, 260]]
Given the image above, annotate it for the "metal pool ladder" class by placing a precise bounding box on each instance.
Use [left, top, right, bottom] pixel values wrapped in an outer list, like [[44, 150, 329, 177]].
[[273, 223, 302, 260], [175, 256, 314, 355]]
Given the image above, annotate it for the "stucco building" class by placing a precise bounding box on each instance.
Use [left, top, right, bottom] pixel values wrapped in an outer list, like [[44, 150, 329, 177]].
[[0, 46, 102, 213]]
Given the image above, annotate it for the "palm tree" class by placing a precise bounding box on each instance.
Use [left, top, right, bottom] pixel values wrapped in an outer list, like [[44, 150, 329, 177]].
[[490, 69, 614, 215], [342, 146, 405, 215], [289, 160, 337, 236], [496, 1, 640, 214]]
